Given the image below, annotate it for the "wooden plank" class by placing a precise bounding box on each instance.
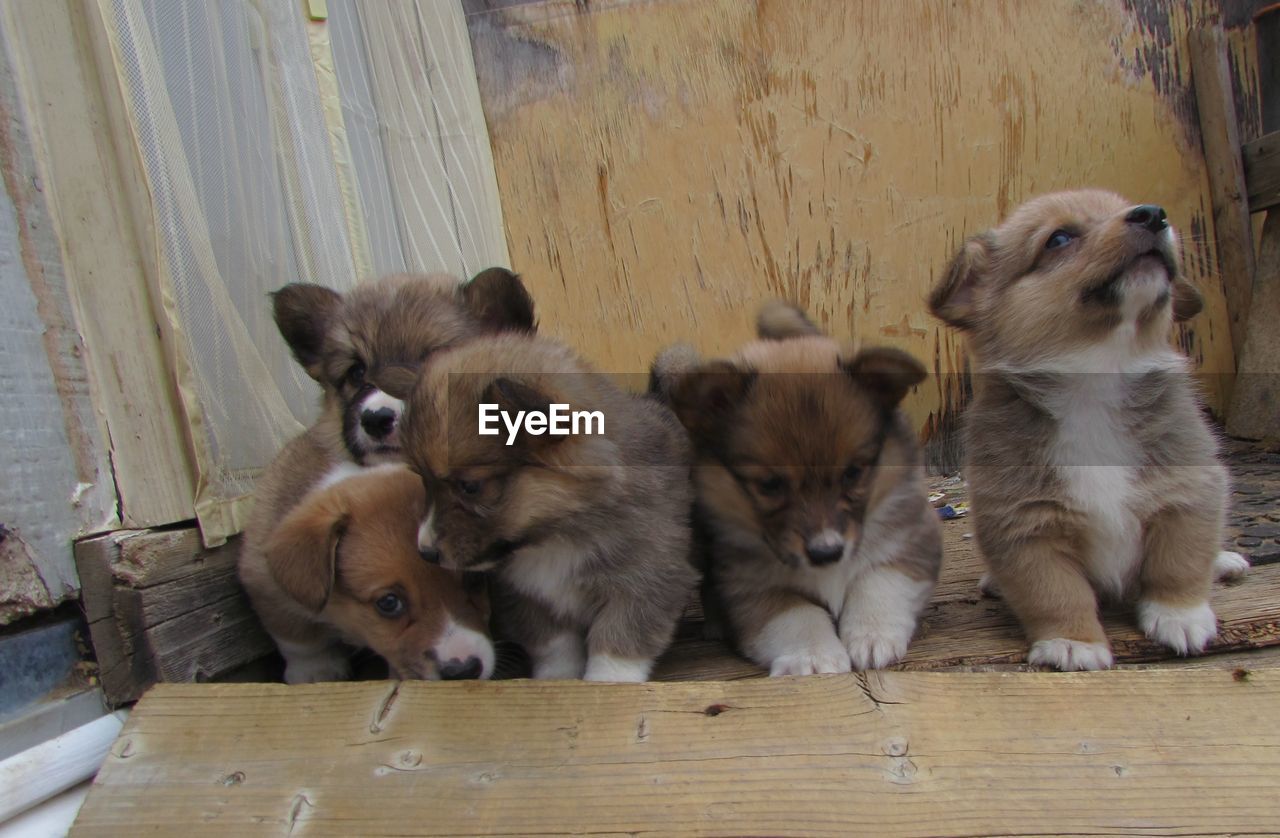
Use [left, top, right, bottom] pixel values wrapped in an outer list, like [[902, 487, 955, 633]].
[[0, 0, 197, 527], [1189, 25, 1257, 362], [72, 671, 1280, 836], [1243, 130, 1280, 211], [73, 528, 272, 704], [1227, 210, 1280, 440]]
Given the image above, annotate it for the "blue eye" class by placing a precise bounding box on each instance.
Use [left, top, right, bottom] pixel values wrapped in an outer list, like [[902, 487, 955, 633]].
[[1045, 230, 1075, 250]]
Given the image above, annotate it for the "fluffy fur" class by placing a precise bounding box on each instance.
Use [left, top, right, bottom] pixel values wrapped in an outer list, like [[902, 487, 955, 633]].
[[240, 269, 533, 680], [656, 302, 942, 675], [402, 333, 699, 683], [239, 466, 494, 682], [928, 189, 1248, 670]]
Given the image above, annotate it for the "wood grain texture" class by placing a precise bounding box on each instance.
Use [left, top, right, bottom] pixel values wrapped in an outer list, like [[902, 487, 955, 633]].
[[1227, 209, 1280, 440], [73, 670, 1280, 836], [467, 0, 1253, 434], [1243, 130, 1280, 211]]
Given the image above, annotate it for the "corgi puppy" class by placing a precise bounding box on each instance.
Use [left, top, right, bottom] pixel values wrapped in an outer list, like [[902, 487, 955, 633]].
[[928, 189, 1249, 671], [657, 302, 942, 675], [402, 333, 699, 683], [240, 466, 494, 682]]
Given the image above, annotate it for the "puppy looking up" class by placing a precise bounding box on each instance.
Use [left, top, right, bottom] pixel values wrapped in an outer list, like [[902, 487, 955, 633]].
[[928, 190, 1249, 671], [241, 466, 494, 682], [242, 269, 534, 680], [658, 302, 941, 675], [403, 334, 698, 683]]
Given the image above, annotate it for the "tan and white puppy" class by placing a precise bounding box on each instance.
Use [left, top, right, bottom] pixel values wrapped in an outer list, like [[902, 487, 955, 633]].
[[657, 303, 942, 675], [240, 466, 494, 682], [929, 189, 1249, 671], [403, 333, 699, 683]]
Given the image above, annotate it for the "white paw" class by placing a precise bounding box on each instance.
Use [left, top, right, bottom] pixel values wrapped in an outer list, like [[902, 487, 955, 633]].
[[1028, 638, 1113, 671], [845, 629, 911, 670], [283, 652, 351, 684], [769, 647, 852, 677], [583, 654, 651, 683], [978, 572, 1001, 598], [1137, 599, 1217, 655], [1213, 550, 1250, 583]]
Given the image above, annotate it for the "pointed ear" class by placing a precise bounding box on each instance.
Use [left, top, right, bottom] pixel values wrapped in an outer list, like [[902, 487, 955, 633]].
[[928, 235, 991, 330], [271, 284, 343, 379], [482, 377, 562, 451], [757, 300, 821, 340], [667, 361, 757, 446], [262, 488, 347, 612], [841, 347, 927, 408], [461, 268, 537, 333], [1171, 275, 1203, 322]]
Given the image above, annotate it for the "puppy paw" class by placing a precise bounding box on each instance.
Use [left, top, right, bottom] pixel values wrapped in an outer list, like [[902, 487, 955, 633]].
[[845, 630, 911, 670], [769, 647, 852, 677], [1213, 550, 1250, 584], [283, 653, 351, 684], [978, 572, 1001, 599], [1027, 638, 1113, 671], [1137, 599, 1217, 656]]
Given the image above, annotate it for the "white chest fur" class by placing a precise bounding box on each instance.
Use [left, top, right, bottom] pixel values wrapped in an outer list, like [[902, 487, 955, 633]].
[[502, 537, 588, 620]]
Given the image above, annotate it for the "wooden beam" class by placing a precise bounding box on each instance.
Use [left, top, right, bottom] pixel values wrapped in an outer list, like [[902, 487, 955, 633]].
[[1244, 130, 1280, 212], [73, 528, 273, 704], [1189, 25, 1257, 361], [72, 670, 1280, 836], [1227, 210, 1280, 441]]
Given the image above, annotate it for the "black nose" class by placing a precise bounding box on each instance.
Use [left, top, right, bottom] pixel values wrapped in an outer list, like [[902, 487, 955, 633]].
[[805, 541, 845, 566], [438, 656, 483, 680], [1125, 204, 1168, 234], [360, 406, 396, 439], [418, 545, 441, 565]]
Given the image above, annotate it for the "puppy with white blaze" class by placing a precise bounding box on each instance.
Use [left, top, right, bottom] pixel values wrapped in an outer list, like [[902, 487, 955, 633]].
[[928, 190, 1249, 671], [655, 302, 942, 675]]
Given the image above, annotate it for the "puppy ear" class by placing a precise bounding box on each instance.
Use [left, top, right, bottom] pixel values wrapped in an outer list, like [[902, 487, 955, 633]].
[[841, 347, 927, 408], [667, 361, 757, 446], [757, 300, 822, 340], [262, 488, 347, 612], [461, 268, 537, 333], [928, 235, 991, 330], [1171, 276, 1203, 322], [482, 377, 562, 451], [648, 343, 702, 402], [271, 284, 343, 379]]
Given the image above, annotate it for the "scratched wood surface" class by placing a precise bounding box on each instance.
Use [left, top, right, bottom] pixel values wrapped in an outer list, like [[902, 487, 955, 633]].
[[465, 0, 1264, 433], [72, 669, 1280, 836], [652, 514, 1280, 681]]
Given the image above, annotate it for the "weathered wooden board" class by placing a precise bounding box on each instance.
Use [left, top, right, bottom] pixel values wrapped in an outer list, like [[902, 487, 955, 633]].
[[72, 670, 1280, 836], [654, 516, 1280, 680], [1243, 130, 1280, 211], [74, 528, 273, 704], [467, 0, 1260, 436]]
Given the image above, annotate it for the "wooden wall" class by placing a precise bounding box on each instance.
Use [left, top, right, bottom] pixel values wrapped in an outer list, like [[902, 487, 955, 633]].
[[465, 0, 1264, 440]]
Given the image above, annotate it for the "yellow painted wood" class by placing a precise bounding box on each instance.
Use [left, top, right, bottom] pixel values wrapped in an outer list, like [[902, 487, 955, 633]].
[[73, 670, 1280, 836], [470, 0, 1256, 428]]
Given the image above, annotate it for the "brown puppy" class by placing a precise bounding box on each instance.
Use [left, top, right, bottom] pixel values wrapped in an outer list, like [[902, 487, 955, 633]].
[[241, 269, 533, 680], [240, 466, 494, 682], [929, 189, 1249, 671], [658, 302, 941, 675], [402, 333, 698, 682]]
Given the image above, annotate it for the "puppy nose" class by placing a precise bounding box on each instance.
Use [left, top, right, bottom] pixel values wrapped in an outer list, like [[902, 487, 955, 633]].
[[1125, 204, 1168, 234], [438, 656, 483, 680], [805, 538, 845, 566], [360, 406, 396, 439], [418, 545, 441, 565]]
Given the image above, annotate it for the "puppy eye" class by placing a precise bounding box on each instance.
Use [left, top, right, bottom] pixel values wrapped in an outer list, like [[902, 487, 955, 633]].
[[455, 478, 484, 497], [374, 593, 405, 618], [842, 464, 863, 486], [1044, 229, 1075, 250], [346, 360, 367, 386], [756, 476, 788, 497]]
